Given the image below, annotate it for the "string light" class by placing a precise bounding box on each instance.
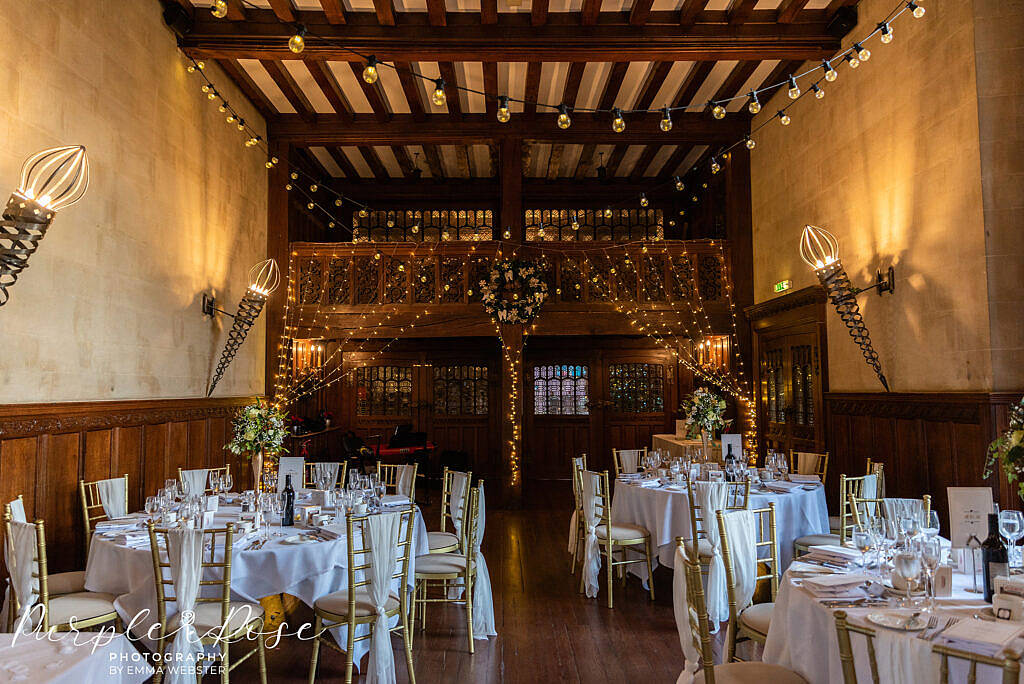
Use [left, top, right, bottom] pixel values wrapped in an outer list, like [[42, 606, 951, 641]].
[[288, 25, 306, 54], [710, 157, 721, 175], [557, 104, 572, 130], [845, 53, 861, 69], [778, 111, 791, 126], [787, 75, 801, 99], [659, 107, 672, 132], [823, 59, 838, 82], [362, 57, 379, 84], [811, 84, 825, 99], [712, 103, 726, 120], [744, 137, 756, 150], [747, 92, 761, 114], [854, 42, 871, 62], [497, 96, 511, 123], [640, 193, 649, 208], [674, 176, 685, 192], [431, 79, 447, 107], [211, 0, 229, 17], [908, 1, 925, 18], [611, 108, 626, 133], [879, 22, 894, 43]]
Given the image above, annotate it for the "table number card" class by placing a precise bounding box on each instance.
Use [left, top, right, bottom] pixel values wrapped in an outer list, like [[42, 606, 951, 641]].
[[947, 487, 994, 549], [675, 420, 688, 436], [277, 456, 305, 493]]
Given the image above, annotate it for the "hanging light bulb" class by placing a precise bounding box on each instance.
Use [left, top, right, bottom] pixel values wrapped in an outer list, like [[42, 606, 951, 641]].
[[747, 92, 761, 114], [334, 197, 342, 206], [908, 1, 925, 18], [266, 160, 274, 168], [879, 22, 893, 43], [201, 84, 211, 93], [236, 119, 246, 131], [659, 107, 672, 132], [310, 184, 318, 193], [359, 207, 369, 218], [431, 79, 447, 107], [745, 137, 756, 150], [611, 108, 626, 133], [211, 0, 228, 18], [777, 111, 791, 126], [811, 84, 824, 99], [306, 202, 314, 210], [604, 207, 613, 218], [712, 103, 726, 119], [674, 176, 685, 191], [226, 114, 236, 124], [503, 229, 511, 239], [557, 104, 571, 129], [845, 53, 860, 69], [640, 193, 649, 207], [710, 157, 720, 175], [497, 96, 511, 123], [290, 172, 299, 180], [218, 103, 227, 113], [362, 56, 379, 84], [411, 224, 420, 234], [288, 25, 306, 54], [787, 75, 800, 99], [822, 59, 838, 82], [854, 42, 871, 62]]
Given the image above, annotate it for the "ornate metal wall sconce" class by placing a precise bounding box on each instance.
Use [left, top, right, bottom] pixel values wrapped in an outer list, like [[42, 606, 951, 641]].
[[1, 146, 89, 307], [205, 258, 280, 396], [800, 224, 894, 391]]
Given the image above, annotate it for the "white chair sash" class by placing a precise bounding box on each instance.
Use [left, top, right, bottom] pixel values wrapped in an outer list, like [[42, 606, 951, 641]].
[[859, 474, 878, 517], [672, 544, 700, 684], [365, 511, 402, 684], [449, 471, 470, 538], [471, 484, 496, 639], [180, 469, 209, 498], [567, 457, 585, 554], [96, 477, 128, 520], [395, 465, 415, 498], [580, 471, 602, 599], [618, 449, 642, 474], [881, 497, 922, 522], [694, 481, 729, 631], [8, 498, 26, 523], [166, 527, 204, 684], [721, 510, 757, 617], [6, 520, 39, 633], [313, 462, 342, 490]]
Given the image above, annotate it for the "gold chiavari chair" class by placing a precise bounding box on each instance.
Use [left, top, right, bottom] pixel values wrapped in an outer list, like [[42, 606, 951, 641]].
[[790, 450, 829, 483], [4, 505, 120, 633], [413, 485, 481, 652], [579, 470, 655, 609], [308, 506, 417, 683], [303, 461, 348, 490], [570, 454, 588, 575], [849, 493, 931, 528], [177, 465, 231, 495], [834, 610, 1021, 684], [376, 461, 418, 501], [795, 472, 879, 556], [427, 467, 471, 554], [147, 521, 266, 684], [685, 477, 751, 570], [78, 474, 128, 555], [612, 447, 647, 477], [678, 540, 809, 684], [717, 503, 779, 662], [866, 458, 887, 498]]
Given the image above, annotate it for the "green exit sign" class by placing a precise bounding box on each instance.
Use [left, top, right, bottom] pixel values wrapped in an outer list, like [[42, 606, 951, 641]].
[[774, 279, 792, 293]]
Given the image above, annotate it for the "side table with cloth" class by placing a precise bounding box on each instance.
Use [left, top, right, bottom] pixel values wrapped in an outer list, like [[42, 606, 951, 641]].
[[84, 500, 429, 672], [0, 632, 153, 684], [762, 555, 1020, 684], [612, 478, 828, 571]]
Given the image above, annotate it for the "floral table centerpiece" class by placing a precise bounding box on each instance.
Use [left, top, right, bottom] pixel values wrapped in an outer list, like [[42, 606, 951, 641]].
[[984, 395, 1024, 501], [479, 258, 548, 324], [680, 387, 731, 461], [227, 400, 288, 493]]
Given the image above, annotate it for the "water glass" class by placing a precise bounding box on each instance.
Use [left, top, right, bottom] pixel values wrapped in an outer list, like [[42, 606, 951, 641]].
[[209, 471, 221, 496], [999, 510, 1024, 567], [919, 537, 941, 613], [221, 472, 233, 493], [853, 528, 873, 570], [144, 496, 159, 521], [920, 510, 940, 539], [893, 550, 922, 607]]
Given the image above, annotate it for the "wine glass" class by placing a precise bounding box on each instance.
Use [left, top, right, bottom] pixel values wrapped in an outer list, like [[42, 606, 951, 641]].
[[777, 454, 789, 480], [920, 538, 941, 613], [900, 509, 921, 543], [221, 471, 233, 494], [145, 496, 159, 522], [853, 527, 873, 570], [209, 471, 221, 496], [893, 549, 922, 608], [164, 479, 177, 497], [258, 492, 275, 540], [920, 510, 940, 539], [999, 510, 1024, 568]]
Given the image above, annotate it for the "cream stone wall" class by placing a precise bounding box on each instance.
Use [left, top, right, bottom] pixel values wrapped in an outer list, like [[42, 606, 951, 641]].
[[751, 0, 991, 392], [0, 0, 268, 402]]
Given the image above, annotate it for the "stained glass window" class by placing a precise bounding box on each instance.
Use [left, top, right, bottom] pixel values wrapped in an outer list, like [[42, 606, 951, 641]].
[[433, 365, 489, 416], [608, 363, 664, 413], [353, 209, 493, 242], [533, 365, 589, 415], [355, 366, 413, 416], [524, 209, 664, 241]]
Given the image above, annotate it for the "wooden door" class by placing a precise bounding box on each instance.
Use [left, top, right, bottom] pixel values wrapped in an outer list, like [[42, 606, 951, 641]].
[[427, 360, 499, 477], [344, 354, 424, 447], [600, 351, 674, 466], [525, 361, 592, 480]]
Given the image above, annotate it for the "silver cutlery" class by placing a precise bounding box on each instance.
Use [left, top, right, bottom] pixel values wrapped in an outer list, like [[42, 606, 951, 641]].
[[915, 615, 939, 639], [928, 617, 959, 641], [901, 611, 922, 628]]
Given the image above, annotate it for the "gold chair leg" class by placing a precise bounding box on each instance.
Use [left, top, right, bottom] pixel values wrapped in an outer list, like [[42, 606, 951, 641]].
[[345, 615, 356, 684], [465, 572, 475, 654], [402, 597, 416, 684], [409, 585, 417, 646], [307, 615, 322, 684], [606, 540, 614, 609], [645, 537, 656, 601], [257, 625, 267, 684], [220, 640, 229, 684]]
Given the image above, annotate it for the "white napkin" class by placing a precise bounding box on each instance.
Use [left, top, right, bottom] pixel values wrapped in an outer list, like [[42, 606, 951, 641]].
[[694, 481, 729, 631], [638, 479, 662, 488], [381, 494, 410, 507], [166, 527, 204, 684], [96, 477, 128, 520], [764, 480, 801, 493], [180, 469, 209, 497], [672, 544, 700, 684], [788, 474, 821, 484], [365, 512, 402, 684]]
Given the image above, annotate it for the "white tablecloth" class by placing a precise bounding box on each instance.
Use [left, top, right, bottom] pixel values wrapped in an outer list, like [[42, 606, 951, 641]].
[[84, 502, 429, 671], [612, 480, 829, 571], [763, 564, 1023, 684], [0, 632, 152, 684]]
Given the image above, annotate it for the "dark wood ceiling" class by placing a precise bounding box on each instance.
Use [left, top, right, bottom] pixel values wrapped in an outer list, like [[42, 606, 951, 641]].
[[173, 0, 854, 181]]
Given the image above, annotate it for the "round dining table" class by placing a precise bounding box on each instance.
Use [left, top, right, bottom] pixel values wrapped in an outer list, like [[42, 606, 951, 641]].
[[611, 478, 829, 570], [0, 632, 153, 684], [84, 493, 429, 671]]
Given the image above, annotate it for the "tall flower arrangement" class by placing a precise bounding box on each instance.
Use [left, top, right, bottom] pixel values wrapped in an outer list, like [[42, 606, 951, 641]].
[[984, 396, 1024, 500], [227, 400, 289, 458], [680, 387, 731, 438]]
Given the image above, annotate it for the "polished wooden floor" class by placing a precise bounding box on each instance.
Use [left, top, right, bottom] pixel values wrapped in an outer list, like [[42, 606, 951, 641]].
[[232, 483, 683, 683]]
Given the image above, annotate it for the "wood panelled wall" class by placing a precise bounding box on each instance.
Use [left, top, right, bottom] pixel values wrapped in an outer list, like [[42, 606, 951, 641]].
[[0, 397, 254, 577], [824, 392, 1020, 529]]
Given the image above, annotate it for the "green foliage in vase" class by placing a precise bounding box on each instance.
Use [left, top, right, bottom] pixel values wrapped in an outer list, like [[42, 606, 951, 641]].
[[679, 387, 732, 438], [226, 400, 289, 459], [984, 396, 1024, 500]]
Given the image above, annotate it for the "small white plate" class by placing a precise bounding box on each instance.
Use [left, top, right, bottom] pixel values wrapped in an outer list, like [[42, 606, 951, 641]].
[[866, 612, 927, 631], [281, 534, 319, 545]]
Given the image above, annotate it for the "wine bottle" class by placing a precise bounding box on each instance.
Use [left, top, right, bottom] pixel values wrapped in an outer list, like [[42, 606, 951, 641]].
[[282, 474, 295, 527], [982, 513, 1009, 602], [724, 444, 736, 482]]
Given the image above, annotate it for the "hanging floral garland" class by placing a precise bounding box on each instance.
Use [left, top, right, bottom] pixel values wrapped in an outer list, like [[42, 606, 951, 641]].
[[480, 259, 549, 324]]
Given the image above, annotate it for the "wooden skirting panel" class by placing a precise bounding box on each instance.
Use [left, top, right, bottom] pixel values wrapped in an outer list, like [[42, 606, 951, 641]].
[[0, 396, 255, 577], [824, 392, 1021, 523]]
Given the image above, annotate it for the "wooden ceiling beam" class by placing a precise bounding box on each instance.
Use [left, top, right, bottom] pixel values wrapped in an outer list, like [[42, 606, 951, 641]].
[[597, 62, 630, 111], [423, 145, 446, 179], [180, 16, 841, 62], [347, 61, 392, 123], [573, 144, 597, 178], [711, 60, 759, 102], [321, 177, 689, 200], [318, 0, 346, 24], [483, 62, 498, 118], [358, 146, 390, 178], [391, 146, 416, 177], [480, 0, 498, 24], [426, 0, 447, 26], [679, 0, 707, 26], [372, 0, 397, 26], [777, 0, 810, 23], [305, 59, 352, 121], [727, 0, 758, 25], [629, 0, 656, 26], [326, 147, 360, 179], [532, 0, 550, 27], [214, 58, 277, 119], [394, 62, 426, 122], [660, 144, 694, 177], [630, 144, 661, 180], [523, 62, 542, 119], [266, 0, 296, 23], [269, 112, 750, 145], [603, 146, 629, 178], [634, 61, 674, 112], [580, 0, 602, 26], [224, 0, 247, 20], [260, 59, 315, 122], [438, 62, 463, 118], [671, 61, 714, 109]]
